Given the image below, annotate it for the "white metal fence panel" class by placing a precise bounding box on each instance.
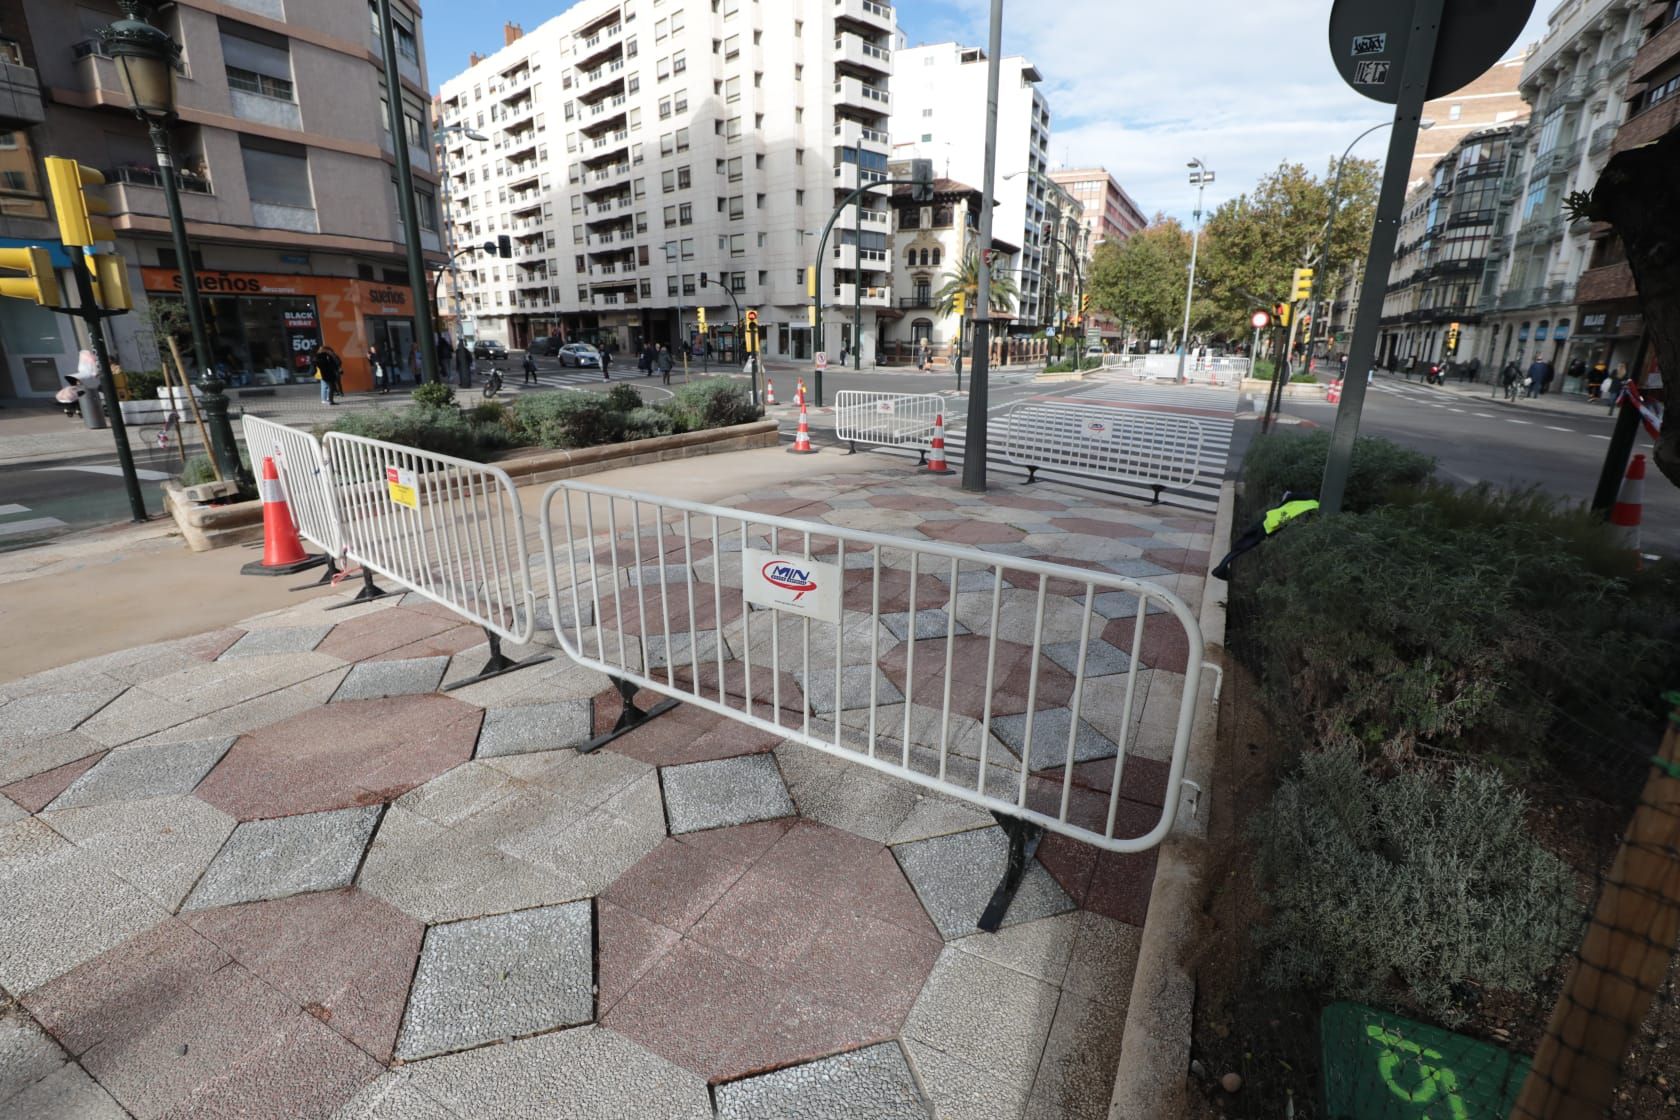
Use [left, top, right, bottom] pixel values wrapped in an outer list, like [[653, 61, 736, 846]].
[[833, 391, 942, 453], [539, 480, 1208, 855], [1002, 400, 1212, 497], [241, 414, 341, 558], [322, 432, 536, 644]]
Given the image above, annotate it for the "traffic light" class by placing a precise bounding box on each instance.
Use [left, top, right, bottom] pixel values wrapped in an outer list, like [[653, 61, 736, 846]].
[[0, 247, 60, 307], [952, 289, 967, 318], [910, 158, 934, 203], [1291, 267, 1314, 302], [86, 252, 132, 311], [1080, 292, 1091, 316], [1273, 302, 1291, 328], [696, 307, 708, 333], [497, 234, 512, 258], [1446, 321, 1461, 353], [44, 158, 114, 247], [803, 267, 815, 298]]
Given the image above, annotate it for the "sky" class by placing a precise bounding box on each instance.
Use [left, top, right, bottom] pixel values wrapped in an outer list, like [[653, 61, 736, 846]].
[[421, 0, 1556, 223]]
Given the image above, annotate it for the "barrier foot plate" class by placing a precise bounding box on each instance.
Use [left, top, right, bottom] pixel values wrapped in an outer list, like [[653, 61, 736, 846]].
[[577, 676, 679, 754], [291, 556, 340, 592], [241, 553, 326, 577], [326, 569, 389, 611], [444, 630, 554, 691], [977, 812, 1046, 934]]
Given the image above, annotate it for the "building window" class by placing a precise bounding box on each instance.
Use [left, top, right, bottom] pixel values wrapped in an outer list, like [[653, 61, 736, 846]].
[[240, 137, 312, 208], [222, 25, 294, 101]]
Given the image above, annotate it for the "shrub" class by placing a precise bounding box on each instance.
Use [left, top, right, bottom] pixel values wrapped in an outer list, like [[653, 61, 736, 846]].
[[468, 400, 507, 426], [178, 455, 217, 486], [1253, 746, 1581, 1026], [621, 406, 674, 440], [506, 393, 621, 448], [122, 369, 166, 401], [1240, 429, 1434, 520], [665, 378, 761, 433], [604, 384, 644, 413], [411, 381, 456, 409], [330, 404, 508, 461]]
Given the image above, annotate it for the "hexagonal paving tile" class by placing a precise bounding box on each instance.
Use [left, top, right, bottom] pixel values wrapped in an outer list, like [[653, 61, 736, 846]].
[[183, 805, 381, 911], [713, 1041, 928, 1118], [661, 753, 795, 834], [45, 736, 233, 811], [891, 825, 1075, 940], [195, 695, 482, 820]]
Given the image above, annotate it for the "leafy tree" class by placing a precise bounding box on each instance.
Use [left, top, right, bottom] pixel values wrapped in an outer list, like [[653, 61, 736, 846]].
[[1087, 216, 1192, 342], [935, 248, 1018, 318]]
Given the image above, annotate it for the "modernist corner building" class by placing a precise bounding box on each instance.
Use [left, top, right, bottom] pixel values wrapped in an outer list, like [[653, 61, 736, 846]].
[[0, 0, 442, 400]]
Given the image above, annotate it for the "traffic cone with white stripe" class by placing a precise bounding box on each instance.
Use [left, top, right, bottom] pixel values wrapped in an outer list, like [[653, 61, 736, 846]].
[[1611, 452, 1646, 564], [242, 456, 324, 576], [924, 413, 950, 473], [787, 399, 818, 454], [765, 378, 777, 406], [797, 378, 806, 408]]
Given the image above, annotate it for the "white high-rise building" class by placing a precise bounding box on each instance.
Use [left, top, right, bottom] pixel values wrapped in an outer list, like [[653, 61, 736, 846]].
[[890, 43, 1052, 327], [436, 0, 896, 359]]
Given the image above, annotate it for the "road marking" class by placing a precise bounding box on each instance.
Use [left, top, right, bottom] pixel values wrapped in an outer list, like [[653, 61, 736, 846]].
[[1447, 407, 1465, 413], [0, 516, 68, 539], [38, 465, 173, 482], [0, 503, 25, 516], [1506, 419, 1532, 425], [1544, 425, 1574, 433], [1473, 412, 1495, 418], [1590, 434, 1612, 440]]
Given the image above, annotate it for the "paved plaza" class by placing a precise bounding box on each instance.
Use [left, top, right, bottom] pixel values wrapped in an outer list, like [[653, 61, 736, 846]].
[[0, 466, 1212, 1119]]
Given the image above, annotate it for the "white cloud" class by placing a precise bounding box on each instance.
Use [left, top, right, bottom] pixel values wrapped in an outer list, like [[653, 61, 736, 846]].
[[915, 0, 1552, 222]]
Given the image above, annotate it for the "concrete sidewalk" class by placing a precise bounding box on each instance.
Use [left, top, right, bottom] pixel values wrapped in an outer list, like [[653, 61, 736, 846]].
[[1372, 368, 1616, 419], [0, 447, 1212, 1120]]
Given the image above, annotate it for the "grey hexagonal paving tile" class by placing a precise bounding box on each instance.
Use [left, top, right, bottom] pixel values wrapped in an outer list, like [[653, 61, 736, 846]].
[[794, 666, 904, 716], [42, 794, 236, 911], [891, 826, 1074, 940], [217, 625, 332, 660], [714, 1042, 927, 1119], [45, 736, 234, 811], [475, 701, 592, 759], [396, 902, 594, 1060], [332, 657, 449, 702], [183, 805, 381, 911], [1091, 590, 1170, 620], [991, 708, 1120, 766], [0, 1005, 127, 1119], [1042, 638, 1131, 678], [880, 609, 970, 642], [660, 754, 794, 835]]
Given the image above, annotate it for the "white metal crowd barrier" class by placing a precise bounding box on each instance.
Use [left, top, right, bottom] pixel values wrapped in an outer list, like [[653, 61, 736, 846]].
[[321, 431, 550, 687], [241, 414, 342, 564], [1002, 400, 1213, 504], [539, 480, 1210, 926], [833, 390, 942, 457]]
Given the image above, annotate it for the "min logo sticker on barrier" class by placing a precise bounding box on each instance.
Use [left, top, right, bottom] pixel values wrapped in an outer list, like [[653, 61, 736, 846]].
[[385, 465, 419, 510], [742, 549, 841, 624]]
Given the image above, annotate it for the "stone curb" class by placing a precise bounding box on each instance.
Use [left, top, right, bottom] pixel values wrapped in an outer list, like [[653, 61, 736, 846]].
[[163, 420, 780, 552], [1237, 378, 1326, 399], [1107, 478, 1235, 1119]]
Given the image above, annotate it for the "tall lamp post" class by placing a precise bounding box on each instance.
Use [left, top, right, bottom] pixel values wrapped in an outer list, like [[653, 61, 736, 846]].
[[104, 0, 248, 486], [1174, 159, 1213, 383], [1041, 222, 1085, 371], [376, 0, 440, 384]]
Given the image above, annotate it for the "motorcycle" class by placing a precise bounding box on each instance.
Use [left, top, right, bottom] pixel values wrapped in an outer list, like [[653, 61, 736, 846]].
[[1425, 361, 1446, 386]]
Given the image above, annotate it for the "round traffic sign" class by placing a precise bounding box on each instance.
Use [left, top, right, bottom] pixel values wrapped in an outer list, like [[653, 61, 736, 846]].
[[1328, 0, 1534, 104], [1251, 310, 1271, 329]]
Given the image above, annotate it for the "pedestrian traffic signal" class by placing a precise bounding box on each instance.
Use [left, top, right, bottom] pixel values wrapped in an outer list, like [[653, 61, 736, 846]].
[[0, 247, 60, 307], [696, 307, 708, 333], [1291, 267, 1314, 302], [952, 290, 966, 318], [910, 158, 934, 203], [86, 251, 132, 311], [44, 158, 114, 247], [497, 234, 512, 258]]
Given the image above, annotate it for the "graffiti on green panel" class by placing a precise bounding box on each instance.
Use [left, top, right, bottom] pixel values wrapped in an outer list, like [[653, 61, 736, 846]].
[[1320, 1002, 1530, 1119]]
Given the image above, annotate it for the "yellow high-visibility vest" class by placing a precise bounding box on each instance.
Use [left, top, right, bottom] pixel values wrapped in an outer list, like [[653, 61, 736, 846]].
[[1263, 499, 1320, 535]]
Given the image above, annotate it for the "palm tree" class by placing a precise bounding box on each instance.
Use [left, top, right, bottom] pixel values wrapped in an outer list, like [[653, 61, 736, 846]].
[[935, 248, 1019, 319]]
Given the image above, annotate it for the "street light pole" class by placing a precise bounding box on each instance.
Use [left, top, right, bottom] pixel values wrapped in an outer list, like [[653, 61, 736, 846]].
[[377, 0, 439, 384], [961, 0, 1005, 493], [1041, 225, 1084, 372], [1175, 159, 1212, 384]]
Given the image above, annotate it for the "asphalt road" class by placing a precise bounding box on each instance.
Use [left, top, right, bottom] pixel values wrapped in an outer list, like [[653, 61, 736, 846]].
[[0, 446, 176, 553], [1268, 374, 1678, 558]]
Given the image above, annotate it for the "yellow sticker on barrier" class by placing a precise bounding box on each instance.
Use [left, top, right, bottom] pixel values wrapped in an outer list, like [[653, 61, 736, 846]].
[[385, 465, 419, 510]]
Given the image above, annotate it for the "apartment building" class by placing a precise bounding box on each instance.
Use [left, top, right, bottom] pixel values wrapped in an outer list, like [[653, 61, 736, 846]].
[[890, 42, 1051, 329], [1041, 176, 1086, 344], [1574, 0, 1680, 387], [1377, 124, 1524, 370], [1048, 166, 1144, 342], [436, 0, 897, 361], [1477, 0, 1645, 389], [1410, 49, 1531, 185], [0, 0, 440, 399]]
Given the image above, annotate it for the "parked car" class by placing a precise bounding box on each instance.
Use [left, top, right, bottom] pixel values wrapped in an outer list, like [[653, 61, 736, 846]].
[[526, 336, 563, 358], [559, 343, 602, 368], [472, 338, 508, 361]]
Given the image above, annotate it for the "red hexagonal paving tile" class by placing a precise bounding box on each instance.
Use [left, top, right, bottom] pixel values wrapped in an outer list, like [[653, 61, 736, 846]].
[[979, 492, 1068, 512], [1048, 517, 1155, 540], [916, 519, 1028, 546], [880, 635, 1076, 720], [182, 888, 423, 1063], [1102, 614, 1191, 674], [595, 584, 744, 637], [866, 493, 957, 512], [605, 701, 784, 767], [314, 607, 460, 663], [194, 695, 482, 821], [1, 751, 105, 813], [600, 820, 940, 1082]]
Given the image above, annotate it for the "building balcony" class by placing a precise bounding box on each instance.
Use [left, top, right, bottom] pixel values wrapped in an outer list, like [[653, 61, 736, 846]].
[[575, 33, 624, 74], [582, 160, 632, 190], [508, 189, 543, 215], [1588, 122, 1617, 156], [833, 162, 887, 192], [833, 32, 893, 77], [1513, 213, 1564, 247], [834, 0, 895, 34], [1499, 286, 1540, 310], [1528, 149, 1558, 179], [829, 243, 889, 270], [580, 57, 628, 93], [1549, 75, 1588, 111], [507, 161, 540, 188], [835, 202, 892, 230], [587, 264, 638, 282], [1547, 139, 1582, 176], [898, 296, 937, 310], [105, 163, 214, 196], [1485, 234, 1510, 259], [833, 118, 891, 153], [833, 76, 891, 116], [1607, 39, 1638, 75], [1576, 261, 1635, 304], [589, 290, 640, 309], [830, 283, 891, 307], [0, 60, 44, 127]]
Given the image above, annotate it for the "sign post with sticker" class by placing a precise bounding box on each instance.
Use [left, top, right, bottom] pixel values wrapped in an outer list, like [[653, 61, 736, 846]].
[[385, 464, 419, 510], [1319, 0, 1533, 514]]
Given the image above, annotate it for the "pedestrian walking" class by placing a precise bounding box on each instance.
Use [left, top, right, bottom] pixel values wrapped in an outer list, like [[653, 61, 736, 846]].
[[408, 344, 421, 384], [1567, 355, 1586, 391], [368, 343, 387, 394], [313, 345, 342, 405], [456, 344, 473, 389], [1525, 356, 1550, 399], [657, 344, 674, 386], [602, 346, 612, 381], [639, 343, 655, 377], [522, 351, 538, 385]]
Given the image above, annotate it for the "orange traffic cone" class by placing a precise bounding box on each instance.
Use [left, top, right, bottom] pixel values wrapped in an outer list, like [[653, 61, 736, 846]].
[[924, 412, 950, 473], [1611, 453, 1646, 562], [242, 456, 324, 576], [765, 378, 777, 406], [1326, 378, 1343, 405], [788, 400, 817, 454], [796, 378, 806, 407]]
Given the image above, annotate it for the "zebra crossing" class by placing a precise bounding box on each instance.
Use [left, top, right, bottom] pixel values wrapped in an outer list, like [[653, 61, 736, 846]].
[[0, 502, 67, 542]]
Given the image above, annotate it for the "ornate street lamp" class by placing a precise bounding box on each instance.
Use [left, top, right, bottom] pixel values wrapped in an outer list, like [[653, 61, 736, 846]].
[[104, 0, 248, 485]]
